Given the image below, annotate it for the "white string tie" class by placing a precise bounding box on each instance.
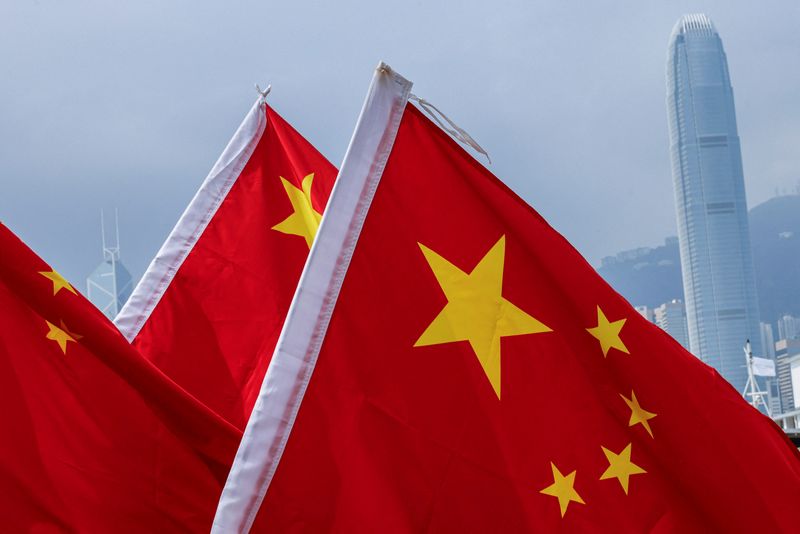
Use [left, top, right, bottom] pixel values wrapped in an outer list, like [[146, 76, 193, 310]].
[[409, 94, 491, 164]]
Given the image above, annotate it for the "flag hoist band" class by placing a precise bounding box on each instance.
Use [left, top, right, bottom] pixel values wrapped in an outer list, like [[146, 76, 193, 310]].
[[115, 98, 267, 343], [114, 93, 337, 432], [212, 63, 413, 532]]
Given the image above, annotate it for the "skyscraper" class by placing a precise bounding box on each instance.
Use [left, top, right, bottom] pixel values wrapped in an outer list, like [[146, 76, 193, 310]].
[[87, 254, 132, 320], [777, 314, 800, 341], [634, 305, 655, 323], [654, 299, 690, 350], [760, 321, 776, 359], [87, 211, 132, 320], [666, 14, 761, 392]]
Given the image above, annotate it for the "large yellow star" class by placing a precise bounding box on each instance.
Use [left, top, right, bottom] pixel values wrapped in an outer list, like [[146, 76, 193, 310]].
[[586, 306, 629, 357], [540, 462, 585, 517], [414, 235, 550, 399], [45, 320, 82, 354], [599, 443, 646, 494], [620, 390, 657, 438], [271, 173, 322, 248], [38, 270, 77, 296]]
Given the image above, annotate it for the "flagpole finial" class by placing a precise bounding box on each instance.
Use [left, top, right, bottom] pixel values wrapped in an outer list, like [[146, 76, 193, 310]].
[[255, 83, 272, 104]]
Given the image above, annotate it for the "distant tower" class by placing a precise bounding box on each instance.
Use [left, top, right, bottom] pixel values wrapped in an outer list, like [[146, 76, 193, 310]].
[[87, 210, 133, 320], [666, 14, 762, 392]]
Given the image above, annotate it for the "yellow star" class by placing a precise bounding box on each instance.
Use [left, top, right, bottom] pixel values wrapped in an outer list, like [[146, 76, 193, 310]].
[[620, 390, 657, 438], [271, 173, 322, 248], [540, 462, 585, 517], [45, 320, 82, 354], [586, 306, 629, 357], [600, 443, 646, 494], [414, 236, 551, 399], [38, 270, 77, 296]]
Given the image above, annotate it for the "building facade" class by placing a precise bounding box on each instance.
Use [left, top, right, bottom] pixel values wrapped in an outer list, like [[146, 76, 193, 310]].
[[760, 322, 776, 359], [87, 257, 132, 320], [654, 299, 690, 350], [777, 314, 800, 341], [776, 339, 800, 413], [634, 305, 655, 323], [666, 14, 762, 392]]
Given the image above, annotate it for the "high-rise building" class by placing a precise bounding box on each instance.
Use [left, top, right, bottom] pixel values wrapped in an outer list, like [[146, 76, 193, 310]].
[[654, 299, 690, 350], [666, 14, 761, 392], [87, 211, 133, 320], [775, 339, 800, 413], [760, 322, 776, 359], [777, 314, 800, 341], [634, 305, 655, 323]]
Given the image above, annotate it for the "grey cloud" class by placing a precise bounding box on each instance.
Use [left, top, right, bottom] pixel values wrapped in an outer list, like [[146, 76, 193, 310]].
[[1, 0, 797, 290]]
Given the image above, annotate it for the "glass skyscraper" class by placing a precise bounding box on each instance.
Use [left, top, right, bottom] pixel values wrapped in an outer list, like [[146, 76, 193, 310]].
[[666, 14, 761, 392], [87, 255, 132, 320], [87, 211, 132, 320]]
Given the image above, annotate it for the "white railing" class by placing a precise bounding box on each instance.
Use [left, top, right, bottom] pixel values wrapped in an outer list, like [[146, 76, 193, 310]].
[[773, 409, 800, 431]]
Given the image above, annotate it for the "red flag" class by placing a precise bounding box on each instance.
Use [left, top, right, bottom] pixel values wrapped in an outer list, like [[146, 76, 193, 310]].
[[0, 222, 241, 532], [115, 100, 336, 430], [215, 65, 800, 532]]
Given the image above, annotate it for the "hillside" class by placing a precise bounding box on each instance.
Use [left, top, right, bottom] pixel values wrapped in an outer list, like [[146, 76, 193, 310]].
[[596, 194, 800, 325], [750, 194, 800, 323], [596, 239, 682, 309]]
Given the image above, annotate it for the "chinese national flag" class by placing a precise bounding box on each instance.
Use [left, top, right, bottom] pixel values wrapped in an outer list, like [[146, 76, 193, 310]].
[[0, 223, 241, 532], [215, 66, 800, 532], [115, 101, 336, 430]]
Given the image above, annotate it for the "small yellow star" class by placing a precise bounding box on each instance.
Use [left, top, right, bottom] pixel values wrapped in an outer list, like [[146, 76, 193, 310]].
[[540, 462, 585, 517], [620, 390, 657, 438], [45, 320, 82, 354], [586, 306, 629, 357], [38, 270, 77, 296], [415, 236, 551, 399], [271, 173, 322, 248], [599, 443, 646, 494]]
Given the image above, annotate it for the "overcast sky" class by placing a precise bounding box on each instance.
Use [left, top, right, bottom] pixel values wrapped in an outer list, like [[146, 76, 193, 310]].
[[1, 1, 798, 290]]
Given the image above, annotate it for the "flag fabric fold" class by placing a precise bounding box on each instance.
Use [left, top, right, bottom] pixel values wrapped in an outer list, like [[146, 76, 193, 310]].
[[0, 222, 242, 532], [115, 99, 337, 430], [215, 64, 800, 532]]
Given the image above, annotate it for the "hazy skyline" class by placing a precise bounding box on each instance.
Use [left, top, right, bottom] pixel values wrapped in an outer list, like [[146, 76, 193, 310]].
[[2, 1, 798, 290]]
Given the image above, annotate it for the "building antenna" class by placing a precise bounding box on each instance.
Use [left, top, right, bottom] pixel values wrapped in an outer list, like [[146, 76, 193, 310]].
[[100, 209, 120, 262], [115, 208, 120, 255], [101, 209, 107, 255]]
